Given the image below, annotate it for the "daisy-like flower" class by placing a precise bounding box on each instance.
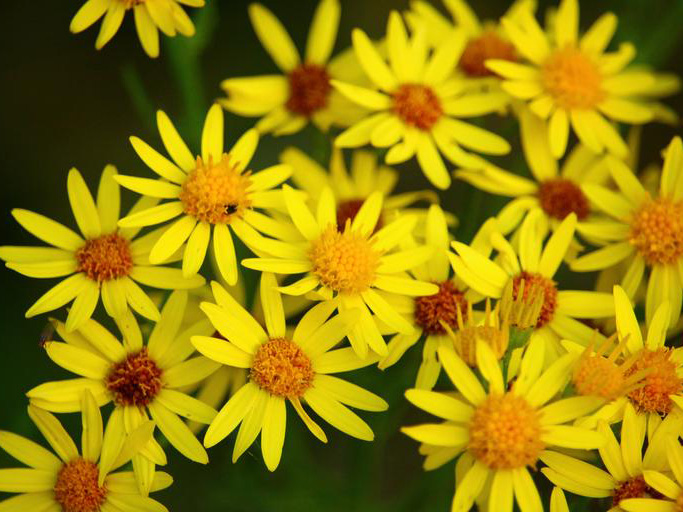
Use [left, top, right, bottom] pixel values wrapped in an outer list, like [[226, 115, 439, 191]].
[[571, 137, 683, 325], [332, 11, 511, 190], [27, 290, 219, 491], [488, 0, 668, 159], [115, 104, 292, 285], [402, 336, 605, 512], [242, 186, 440, 357], [191, 275, 387, 471], [621, 437, 683, 512], [455, 109, 608, 235], [0, 395, 171, 512], [580, 286, 682, 432], [220, 0, 366, 136], [0, 166, 204, 332], [542, 404, 682, 511], [70, 0, 204, 58], [450, 209, 615, 361]]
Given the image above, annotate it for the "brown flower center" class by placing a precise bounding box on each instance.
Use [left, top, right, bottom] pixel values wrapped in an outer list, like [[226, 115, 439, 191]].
[[180, 155, 252, 225], [468, 393, 544, 470], [511, 272, 558, 328], [460, 31, 517, 77], [392, 84, 443, 131], [250, 338, 314, 398], [106, 348, 163, 407], [76, 233, 133, 282], [629, 198, 683, 265], [286, 63, 332, 117], [336, 199, 383, 234], [626, 348, 682, 414], [54, 458, 107, 512], [538, 178, 590, 220], [612, 475, 660, 507], [542, 46, 604, 110], [414, 281, 467, 334]]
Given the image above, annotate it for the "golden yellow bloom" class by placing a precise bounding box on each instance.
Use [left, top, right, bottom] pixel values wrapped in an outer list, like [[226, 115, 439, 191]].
[[192, 275, 386, 471], [220, 0, 366, 136], [242, 186, 440, 358], [571, 136, 683, 326], [0, 396, 171, 512], [0, 166, 204, 332], [27, 291, 220, 492], [332, 11, 511, 189], [489, 0, 670, 159], [70, 0, 204, 58], [402, 336, 605, 511], [116, 104, 292, 285]]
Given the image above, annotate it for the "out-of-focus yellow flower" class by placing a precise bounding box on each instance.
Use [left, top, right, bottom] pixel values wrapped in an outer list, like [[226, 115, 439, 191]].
[[0, 166, 204, 332], [0, 396, 171, 511], [115, 104, 293, 286], [70, 0, 204, 58], [571, 136, 683, 326], [488, 0, 671, 159], [192, 275, 387, 471], [220, 0, 367, 136], [332, 12, 511, 190]]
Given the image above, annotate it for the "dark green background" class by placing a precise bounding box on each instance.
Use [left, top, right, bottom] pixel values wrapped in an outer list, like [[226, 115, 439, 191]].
[[1, 1, 682, 510]]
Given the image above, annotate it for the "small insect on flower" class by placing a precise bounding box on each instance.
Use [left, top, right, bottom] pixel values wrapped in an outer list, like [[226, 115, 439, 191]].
[[38, 322, 55, 349], [224, 203, 239, 216]]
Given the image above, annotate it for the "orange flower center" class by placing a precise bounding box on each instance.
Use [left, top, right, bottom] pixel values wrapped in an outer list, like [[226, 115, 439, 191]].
[[468, 393, 544, 469], [460, 31, 517, 77], [336, 199, 383, 234], [414, 280, 467, 335], [286, 63, 332, 117], [76, 233, 133, 282], [309, 225, 379, 293], [626, 348, 682, 414], [250, 338, 314, 398], [511, 272, 558, 328], [538, 178, 590, 220], [629, 198, 683, 265], [541, 46, 604, 109], [54, 458, 107, 512], [455, 325, 508, 367], [180, 155, 252, 225], [392, 84, 443, 131], [677, 492, 683, 512], [573, 353, 626, 400], [106, 348, 163, 407], [612, 476, 658, 507]]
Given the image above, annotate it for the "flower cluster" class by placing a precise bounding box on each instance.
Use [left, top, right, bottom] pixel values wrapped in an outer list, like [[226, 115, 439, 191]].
[[1, 0, 682, 511]]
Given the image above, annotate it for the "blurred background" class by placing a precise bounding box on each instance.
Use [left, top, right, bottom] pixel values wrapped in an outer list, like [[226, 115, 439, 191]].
[[0, 1, 682, 510]]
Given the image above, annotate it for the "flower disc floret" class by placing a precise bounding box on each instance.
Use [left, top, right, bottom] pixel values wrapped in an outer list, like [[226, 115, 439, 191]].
[[541, 46, 604, 110], [612, 476, 652, 507], [511, 272, 558, 328], [75, 233, 133, 282], [250, 338, 314, 398], [414, 281, 467, 335], [180, 154, 252, 224], [286, 63, 332, 117], [54, 458, 107, 512], [573, 353, 625, 400], [629, 198, 683, 265], [468, 393, 544, 470], [626, 348, 682, 414], [538, 178, 590, 220], [106, 348, 163, 407], [309, 225, 379, 293], [460, 31, 517, 77], [392, 84, 443, 131]]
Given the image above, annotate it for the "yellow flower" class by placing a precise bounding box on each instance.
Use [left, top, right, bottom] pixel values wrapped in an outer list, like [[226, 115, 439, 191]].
[[456, 109, 608, 235], [450, 210, 615, 361], [116, 104, 292, 285], [0, 396, 171, 512], [488, 0, 668, 159], [332, 12, 511, 190], [70, 0, 204, 58], [578, 286, 683, 431], [220, 0, 367, 136], [402, 336, 605, 512], [27, 291, 220, 492], [571, 136, 683, 326], [242, 186, 440, 357], [191, 275, 387, 471], [542, 404, 681, 511], [0, 166, 204, 332], [621, 437, 683, 512]]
